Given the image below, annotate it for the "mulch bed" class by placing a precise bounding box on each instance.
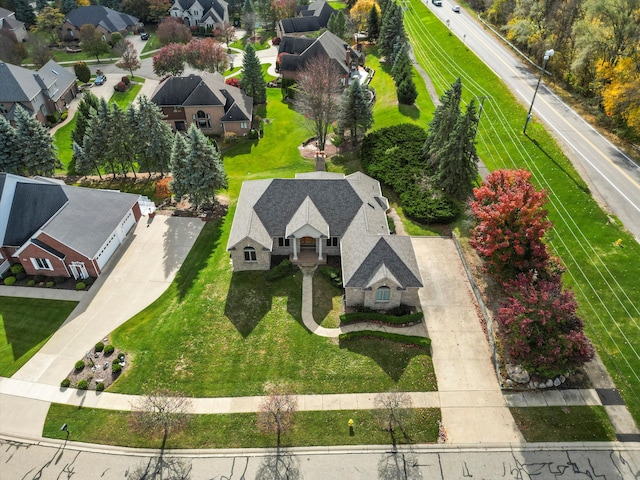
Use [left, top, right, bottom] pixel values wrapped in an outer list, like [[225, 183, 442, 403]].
[[62, 341, 128, 391]]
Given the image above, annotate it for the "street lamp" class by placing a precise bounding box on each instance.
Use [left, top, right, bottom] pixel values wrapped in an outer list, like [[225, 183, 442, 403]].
[[523, 49, 554, 134]]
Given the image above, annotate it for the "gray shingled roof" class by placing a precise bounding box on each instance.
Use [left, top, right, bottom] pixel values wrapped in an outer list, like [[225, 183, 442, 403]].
[[278, 31, 361, 75], [0, 8, 24, 31], [279, 0, 335, 33], [37, 60, 77, 102], [4, 182, 68, 247], [66, 6, 138, 33], [226, 180, 272, 250], [285, 196, 329, 238], [0, 62, 42, 103]]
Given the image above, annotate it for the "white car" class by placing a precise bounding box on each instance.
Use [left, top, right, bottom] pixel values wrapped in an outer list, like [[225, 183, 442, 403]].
[[452, 4, 461, 12]]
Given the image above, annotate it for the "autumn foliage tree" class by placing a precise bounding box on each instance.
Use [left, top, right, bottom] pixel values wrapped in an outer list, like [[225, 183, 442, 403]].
[[498, 271, 594, 377], [157, 16, 192, 46], [470, 169, 551, 284], [598, 56, 640, 138], [184, 38, 228, 73], [115, 39, 141, 77], [153, 43, 186, 76], [271, 0, 297, 20]]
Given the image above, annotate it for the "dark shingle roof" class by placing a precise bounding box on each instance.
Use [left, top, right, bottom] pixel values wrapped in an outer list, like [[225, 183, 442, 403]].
[[4, 182, 68, 246], [280, 0, 335, 33], [278, 31, 361, 75], [66, 6, 138, 33]]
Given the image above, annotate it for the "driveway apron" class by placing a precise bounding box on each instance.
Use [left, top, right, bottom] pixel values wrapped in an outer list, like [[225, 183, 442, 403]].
[[412, 237, 522, 443]]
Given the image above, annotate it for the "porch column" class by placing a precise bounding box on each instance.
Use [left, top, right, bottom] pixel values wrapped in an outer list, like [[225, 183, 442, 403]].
[[318, 237, 323, 260], [292, 237, 298, 260]]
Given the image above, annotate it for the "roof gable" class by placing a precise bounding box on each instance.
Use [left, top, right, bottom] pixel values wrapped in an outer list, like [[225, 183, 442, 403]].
[[285, 196, 329, 238], [66, 6, 138, 32]]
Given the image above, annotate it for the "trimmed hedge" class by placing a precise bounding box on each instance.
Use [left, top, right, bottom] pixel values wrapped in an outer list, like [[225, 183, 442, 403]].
[[3, 276, 16, 286], [340, 311, 423, 325], [10, 264, 24, 274], [75, 360, 85, 371], [96, 382, 105, 392], [94, 342, 104, 352], [104, 344, 115, 355], [61, 378, 71, 388], [76, 282, 86, 290], [77, 379, 88, 390], [339, 330, 431, 349]]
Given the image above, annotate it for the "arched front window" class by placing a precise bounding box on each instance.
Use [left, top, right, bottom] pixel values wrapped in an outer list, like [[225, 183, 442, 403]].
[[195, 110, 210, 129], [375, 286, 390, 302], [244, 247, 256, 262]]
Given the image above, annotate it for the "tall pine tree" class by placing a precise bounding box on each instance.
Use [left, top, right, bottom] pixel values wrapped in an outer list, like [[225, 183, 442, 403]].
[[367, 6, 380, 42], [78, 112, 107, 178], [337, 79, 374, 145], [14, 107, 58, 176], [134, 96, 174, 177], [379, 2, 405, 61], [171, 124, 228, 210], [169, 132, 190, 201], [423, 78, 463, 170], [0, 115, 20, 174], [240, 43, 266, 104], [72, 91, 100, 147]]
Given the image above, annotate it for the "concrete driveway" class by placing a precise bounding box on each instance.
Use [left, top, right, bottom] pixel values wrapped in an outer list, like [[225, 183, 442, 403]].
[[11, 215, 204, 386]]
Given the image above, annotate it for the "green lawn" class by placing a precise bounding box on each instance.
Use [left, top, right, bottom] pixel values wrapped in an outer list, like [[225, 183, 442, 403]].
[[329, 1, 347, 10], [140, 33, 160, 57], [44, 403, 440, 448], [511, 407, 616, 442], [53, 117, 77, 174], [231, 35, 272, 52], [405, 0, 640, 424], [0, 297, 77, 377], [109, 83, 143, 108], [313, 274, 342, 328]]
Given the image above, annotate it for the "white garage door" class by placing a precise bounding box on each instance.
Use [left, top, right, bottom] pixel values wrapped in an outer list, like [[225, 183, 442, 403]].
[[120, 209, 136, 237], [96, 232, 119, 270]]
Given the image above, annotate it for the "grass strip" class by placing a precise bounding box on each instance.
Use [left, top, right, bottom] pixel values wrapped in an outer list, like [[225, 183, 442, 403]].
[[340, 312, 424, 325], [44, 403, 440, 448], [0, 297, 77, 377], [339, 331, 432, 350], [510, 406, 616, 442]]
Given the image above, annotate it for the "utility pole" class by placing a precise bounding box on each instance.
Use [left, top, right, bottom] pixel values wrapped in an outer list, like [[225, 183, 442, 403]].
[[523, 49, 554, 134]]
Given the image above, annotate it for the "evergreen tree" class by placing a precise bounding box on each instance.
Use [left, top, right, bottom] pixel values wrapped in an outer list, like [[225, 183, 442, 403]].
[[13, 0, 36, 27], [14, 107, 58, 176], [171, 124, 228, 210], [327, 11, 347, 39], [243, 0, 254, 13], [379, 2, 405, 61], [35, 0, 48, 12], [367, 5, 380, 42], [378, 0, 390, 17], [391, 42, 411, 85], [169, 132, 189, 201], [338, 78, 373, 145], [133, 96, 174, 176], [434, 100, 479, 201], [396, 76, 417, 105], [105, 103, 133, 177], [80, 112, 107, 177], [72, 91, 100, 147], [240, 43, 266, 104], [423, 78, 462, 171], [0, 115, 20, 174], [61, 0, 78, 14]]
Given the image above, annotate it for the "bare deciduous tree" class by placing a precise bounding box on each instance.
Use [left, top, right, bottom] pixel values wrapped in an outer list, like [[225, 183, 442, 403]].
[[294, 55, 342, 151], [130, 389, 192, 449], [374, 389, 414, 446], [257, 383, 298, 447]]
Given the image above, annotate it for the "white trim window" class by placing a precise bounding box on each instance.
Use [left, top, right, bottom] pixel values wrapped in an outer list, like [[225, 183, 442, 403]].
[[375, 286, 391, 302], [240, 122, 248, 129], [31, 257, 53, 271], [244, 247, 257, 262]]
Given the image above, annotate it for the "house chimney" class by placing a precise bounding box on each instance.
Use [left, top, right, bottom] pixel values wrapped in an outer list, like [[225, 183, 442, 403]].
[[315, 150, 326, 171], [345, 47, 351, 67]]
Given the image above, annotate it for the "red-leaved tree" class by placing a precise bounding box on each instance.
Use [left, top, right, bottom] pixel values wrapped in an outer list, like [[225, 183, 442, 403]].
[[184, 38, 228, 73], [225, 77, 240, 88], [157, 17, 192, 46], [470, 169, 552, 284], [271, 0, 298, 20], [153, 43, 186, 77], [498, 272, 594, 377]]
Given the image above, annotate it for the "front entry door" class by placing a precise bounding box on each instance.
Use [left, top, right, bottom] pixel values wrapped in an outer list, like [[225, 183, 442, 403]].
[[300, 237, 315, 249], [69, 261, 88, 280]]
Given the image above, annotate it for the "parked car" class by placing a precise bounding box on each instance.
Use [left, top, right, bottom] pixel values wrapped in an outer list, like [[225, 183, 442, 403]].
[[94, 73, 106, 85], [432, 0, 442, 5], [452, 4, 461, 12], [140, 33, 149, 40]]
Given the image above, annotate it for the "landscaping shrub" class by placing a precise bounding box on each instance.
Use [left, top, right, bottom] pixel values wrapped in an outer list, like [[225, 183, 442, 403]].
[[112, 363, 122, 374], [27, 279, 35, 286], [115, 81, 127, 92], [75, 360, 85, 371], [10, 264, 24, 274], [387, 215, 396, 234], [318, 266, 342, 288], [104, 344, 115, 355], [118, 353, 125, 362], [155, 177, 172, 201], [96, 382, 105, 392], [15, 271, 26, 280], [224, 132, 238, 144], [61, 110, 68, 120], [265, 259, 296, 281], [3, 276, 16, 286], [94, 342, 104, 353], [77, 379, 88, 390], [109, 32, 123, 46], [400, 186, 461, 224], [60, 378, 71, 388], [46, 281, 55, 288], [34, 275, 45, 282], [225, 77, 240, 87], [339, 330, 431, 349], [272, 36, 281, 45], [76, 282, 86, 290], [121, 75, 130, 85], [74, 61, 91, 83], [112, 356, 121, 365], [340, 311, 423, 325]]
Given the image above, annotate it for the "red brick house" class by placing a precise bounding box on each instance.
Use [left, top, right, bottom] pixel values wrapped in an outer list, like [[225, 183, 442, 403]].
[[150, 72, 253, 135], [0, 174, 151, 280]]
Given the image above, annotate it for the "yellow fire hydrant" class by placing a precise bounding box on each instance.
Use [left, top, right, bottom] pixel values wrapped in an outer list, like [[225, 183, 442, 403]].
[[348, 419, 354, 428]]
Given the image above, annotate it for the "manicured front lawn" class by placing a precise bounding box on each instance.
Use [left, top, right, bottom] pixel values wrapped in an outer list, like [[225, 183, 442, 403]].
[[109, 83, 143, 108], [313, 273, 342, 328], [110, 218, 436, 396], [0, 297, 77, 377], [405, 0, 640, 424], [44, 403, 440, 448], [53, 117, 77, 174], [510, 407, 616, 442]]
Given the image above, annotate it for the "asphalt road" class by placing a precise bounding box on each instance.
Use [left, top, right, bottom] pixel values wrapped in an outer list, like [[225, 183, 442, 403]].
[[2, 438, 639, 479], [423, 0, 640, 242]]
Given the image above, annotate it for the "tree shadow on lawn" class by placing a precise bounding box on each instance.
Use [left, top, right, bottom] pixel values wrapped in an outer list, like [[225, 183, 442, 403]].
[[173, 219, 224, 301], [312, 274, 341, 327], [225, 271, 302, 338], [398, 103, 421, 121], [338, 336, 429, 382]]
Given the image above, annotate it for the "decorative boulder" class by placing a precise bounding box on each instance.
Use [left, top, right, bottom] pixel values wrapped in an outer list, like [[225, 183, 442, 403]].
[[546, 379, 554, 388], [553, 377, 561, 387], [506, 364, 530, 384]]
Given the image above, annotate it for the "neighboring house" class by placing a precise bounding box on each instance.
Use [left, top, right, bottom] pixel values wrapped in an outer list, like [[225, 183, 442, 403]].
[[277, 31, 364, 85], [0, 7, 27, 42], [0, 174, 153, 280], [227, 171, 423, 310], [0, 60, 78, 125], [61, 5, 139, 41], [168, 0, 229, 29], [150, 72, 253, 135], [276, 0, 336, 38]]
